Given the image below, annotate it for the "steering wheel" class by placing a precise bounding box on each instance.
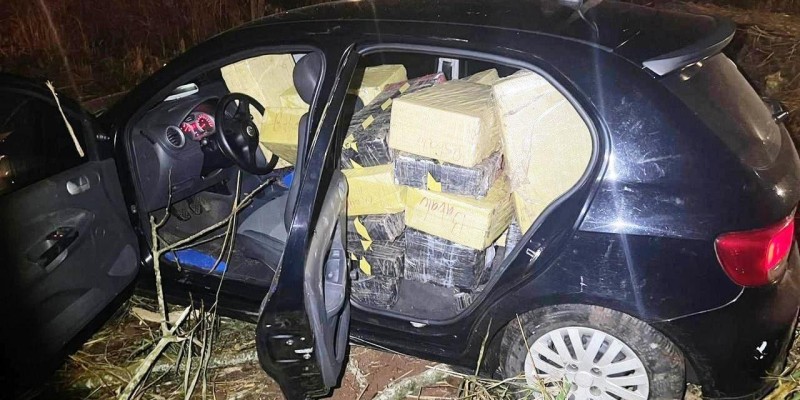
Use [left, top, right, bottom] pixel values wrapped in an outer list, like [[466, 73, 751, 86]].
[[214, 93, 279, 175]]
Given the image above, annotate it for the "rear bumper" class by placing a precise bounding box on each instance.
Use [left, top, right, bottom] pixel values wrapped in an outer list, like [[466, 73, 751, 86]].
[[652, 244, 800, 399]]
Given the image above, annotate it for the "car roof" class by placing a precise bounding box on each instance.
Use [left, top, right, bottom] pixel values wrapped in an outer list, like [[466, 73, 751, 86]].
[[255, 0, 735, 75]]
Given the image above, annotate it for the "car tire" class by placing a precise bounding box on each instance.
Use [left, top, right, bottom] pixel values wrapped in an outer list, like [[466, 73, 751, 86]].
[[499, 304, 685, 400]]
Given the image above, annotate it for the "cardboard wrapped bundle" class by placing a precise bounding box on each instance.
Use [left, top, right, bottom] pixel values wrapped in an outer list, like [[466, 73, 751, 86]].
[[503, 219, 523, 260], [349, 64, 408, 106], [404, 177, 513, 250], [493, 70, 592, 231], [404, 228, 486, 289], [464, 68, 500, 85], [351, 274, 399, 309], [342, 165, 407, 216], [393, 151, 502, 198], [220, 54, 302, 167], [348, 237, 405, 278], [389, 80, 500, 168], [346, 213, 405, 251], [341, 73, 447, 169]]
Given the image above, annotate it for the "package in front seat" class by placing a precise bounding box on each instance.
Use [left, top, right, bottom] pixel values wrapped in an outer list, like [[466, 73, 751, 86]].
[[393, 151, 502, 197], [388, 80, 500, 168], [404, 228, 486, 289], [348, 236, 405, 278], [351, 274, 399, 308], [342, 165, 407, 216], [342, 73, 447, 169]]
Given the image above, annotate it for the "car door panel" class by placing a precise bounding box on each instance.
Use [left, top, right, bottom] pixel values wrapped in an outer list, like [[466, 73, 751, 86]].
[[255, 45, 357, 400], [0, 78, 139, 385], [0, 159, 138, 374]]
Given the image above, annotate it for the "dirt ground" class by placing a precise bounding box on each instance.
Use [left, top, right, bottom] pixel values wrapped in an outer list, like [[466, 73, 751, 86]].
[[35, 296, 458, 400]]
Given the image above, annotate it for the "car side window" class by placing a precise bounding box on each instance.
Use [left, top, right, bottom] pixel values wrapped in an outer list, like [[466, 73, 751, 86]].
[[0, 91, 86, 195]]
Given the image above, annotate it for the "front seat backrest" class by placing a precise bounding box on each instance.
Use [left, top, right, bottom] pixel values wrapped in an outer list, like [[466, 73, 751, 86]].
[[285, 52, 324, 230]]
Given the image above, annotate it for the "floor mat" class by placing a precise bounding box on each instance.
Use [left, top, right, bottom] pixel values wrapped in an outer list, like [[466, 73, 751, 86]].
[[157, 192, 277, 287]]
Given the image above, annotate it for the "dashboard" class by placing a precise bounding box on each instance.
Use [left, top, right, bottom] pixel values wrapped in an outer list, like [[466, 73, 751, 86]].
[[180, 109, 216, 141], [129, 80, 234, 212]]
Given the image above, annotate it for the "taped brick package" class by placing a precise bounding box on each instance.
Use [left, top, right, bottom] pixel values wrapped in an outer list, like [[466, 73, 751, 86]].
[[349, 64, 408, 106], [348, 237, 405, 278], [404, 228, 486, 289], [342, 73, 447, 169], [493, 70, 592, 231], [404, 176, 513, 250], [393, 151, 502, 198], [464, 68, 500, 85], [388, 80, 500, 168], [351, 274, 399, 308], [342, 165, 406, 216], [221, 54, 300, 166], [346, 213, 405, 251]]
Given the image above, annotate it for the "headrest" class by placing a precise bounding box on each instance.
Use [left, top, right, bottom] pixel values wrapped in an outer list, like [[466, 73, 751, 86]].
[[293, 52, 323, 104]]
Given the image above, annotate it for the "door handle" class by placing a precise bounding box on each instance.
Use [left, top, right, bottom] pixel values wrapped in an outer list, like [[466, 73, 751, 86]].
[[29, 227, 79, 268], [66, 175, 90, 195]]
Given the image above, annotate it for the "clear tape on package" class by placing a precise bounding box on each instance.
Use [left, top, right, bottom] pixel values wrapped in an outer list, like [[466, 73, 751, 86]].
[[343, 165, 407, 216], [404, 228, 487, 289], [404, 176, 513, 250], [351, 274, 399, 309], [349, 64, 408, 106], [346, 213, 405, 248], [463, 68, 500, 85], [492, 70, 592, 230], [389, 80, 500, 168], [503, 218, 523, 260], [342, 73, 447, 169], [393, 151, 502, 198], [347, 237, 405, 278]]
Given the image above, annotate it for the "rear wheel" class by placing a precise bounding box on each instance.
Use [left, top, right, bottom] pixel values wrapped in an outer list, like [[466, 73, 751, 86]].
[[499, 304, 685, 400]]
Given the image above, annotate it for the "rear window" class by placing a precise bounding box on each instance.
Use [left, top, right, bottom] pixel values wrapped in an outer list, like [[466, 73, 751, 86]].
[[665, 54, 781, 168]]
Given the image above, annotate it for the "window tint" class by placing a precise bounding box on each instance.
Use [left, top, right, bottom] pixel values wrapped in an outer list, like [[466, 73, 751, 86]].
[[0, 92, 86, 195]]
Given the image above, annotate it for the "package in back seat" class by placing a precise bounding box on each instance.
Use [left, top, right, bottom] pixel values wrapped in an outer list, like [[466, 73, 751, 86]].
[[393, 151, 502, 197], [404, 228, 486, 289]]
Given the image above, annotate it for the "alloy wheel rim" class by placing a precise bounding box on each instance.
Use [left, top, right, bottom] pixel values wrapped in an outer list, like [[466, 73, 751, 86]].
[[524, 326, 649, 400]]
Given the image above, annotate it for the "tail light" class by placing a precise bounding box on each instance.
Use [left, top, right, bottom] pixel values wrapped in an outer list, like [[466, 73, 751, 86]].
[[714, 215, 795, 286]]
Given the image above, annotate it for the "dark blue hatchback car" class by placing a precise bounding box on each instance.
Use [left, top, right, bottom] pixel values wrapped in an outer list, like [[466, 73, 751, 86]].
[[1, 1, 799, 399]]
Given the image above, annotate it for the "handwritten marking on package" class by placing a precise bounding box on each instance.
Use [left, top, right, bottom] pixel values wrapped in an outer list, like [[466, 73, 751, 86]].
[[418, 197, 467, 234]]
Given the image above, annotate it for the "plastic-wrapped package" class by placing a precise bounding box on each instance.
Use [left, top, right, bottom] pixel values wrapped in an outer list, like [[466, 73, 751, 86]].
[[503, 219, 523, 259], [393, 151, 502, 198], [342, 73, 447, 169], [221, 54, 304, 168], [404, 177, 513, 250], [404, 228, 486, 289], [464, 68, 500, 85], [351, 275, 399, 308], [342, 165, 406, 216], [349, 64, 408, 106], [492, 70, 592, 231], [389, 80, 500, 168], [346, 213, 405, 250], [348, 237, 405, 278]]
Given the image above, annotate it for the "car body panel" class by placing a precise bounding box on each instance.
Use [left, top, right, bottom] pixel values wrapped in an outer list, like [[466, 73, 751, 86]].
[[94, 3, 800, 399]]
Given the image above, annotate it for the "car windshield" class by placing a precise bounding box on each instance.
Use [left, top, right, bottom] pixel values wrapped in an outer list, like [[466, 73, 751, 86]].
[[665, 53, 782, 169]]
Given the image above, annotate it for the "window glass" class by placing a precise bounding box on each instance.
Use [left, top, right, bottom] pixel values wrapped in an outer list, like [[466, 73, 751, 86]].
[[0, 92, 86, 194]]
